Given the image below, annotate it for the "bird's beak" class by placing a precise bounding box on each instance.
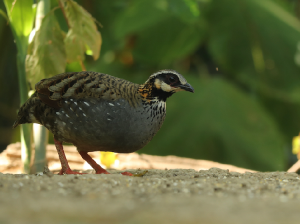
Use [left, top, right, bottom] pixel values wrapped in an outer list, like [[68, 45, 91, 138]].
[[178, 83, 194, 93]]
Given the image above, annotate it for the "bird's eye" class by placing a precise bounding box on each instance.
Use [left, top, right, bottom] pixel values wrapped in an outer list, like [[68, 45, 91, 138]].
[[169, 76, 175, 82]]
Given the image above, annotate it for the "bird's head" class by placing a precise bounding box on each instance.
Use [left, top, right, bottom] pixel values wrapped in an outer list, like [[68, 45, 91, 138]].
[[139, 70, 194, 102]]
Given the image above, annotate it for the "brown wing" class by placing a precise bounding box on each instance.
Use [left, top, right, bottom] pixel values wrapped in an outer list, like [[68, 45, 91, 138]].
[[35, 71, 141, 109]]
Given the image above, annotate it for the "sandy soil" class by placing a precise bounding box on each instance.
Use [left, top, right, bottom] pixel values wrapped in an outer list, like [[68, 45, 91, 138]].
[[0, 168, 300, 224]]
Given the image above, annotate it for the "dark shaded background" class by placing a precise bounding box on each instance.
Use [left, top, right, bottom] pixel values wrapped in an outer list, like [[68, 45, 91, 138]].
[[1, 0, 300, 171]]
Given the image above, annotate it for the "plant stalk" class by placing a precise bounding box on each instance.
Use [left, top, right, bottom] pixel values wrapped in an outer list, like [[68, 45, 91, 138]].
[[17, 51, 32, 173], [31, 0, 51, 173]]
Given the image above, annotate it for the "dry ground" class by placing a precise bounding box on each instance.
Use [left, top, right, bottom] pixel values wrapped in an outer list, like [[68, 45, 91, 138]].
[[1, 168, 300, 224]]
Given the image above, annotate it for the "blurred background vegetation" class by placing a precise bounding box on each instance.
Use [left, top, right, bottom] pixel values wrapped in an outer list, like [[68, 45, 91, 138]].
[[1, 0, 300, 171]]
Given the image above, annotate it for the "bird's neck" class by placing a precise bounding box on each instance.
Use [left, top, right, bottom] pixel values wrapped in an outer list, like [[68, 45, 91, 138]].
[[138, 80, 174, 102]]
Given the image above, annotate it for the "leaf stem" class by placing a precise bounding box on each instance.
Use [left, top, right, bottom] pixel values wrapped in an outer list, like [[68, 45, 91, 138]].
[[79, 60, 86, 71], [58, 0, 70, 28]]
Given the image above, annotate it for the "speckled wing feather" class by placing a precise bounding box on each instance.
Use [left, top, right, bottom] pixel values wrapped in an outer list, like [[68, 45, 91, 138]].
[[35, 71, 141, 109]]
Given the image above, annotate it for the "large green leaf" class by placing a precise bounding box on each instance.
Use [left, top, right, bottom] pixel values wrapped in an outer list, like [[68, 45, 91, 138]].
[[133, 16, 204, 65], [4, 0, 34, 53], [114, 0, 200, 38], [26, 12, 66, 86], [167, 0, 200, 23], [114, 0, 204, 65], [62, 0, 101, 63], [139, 76, 286, 171], [114, 0, 169, 38], [206, 0, 300, 102]]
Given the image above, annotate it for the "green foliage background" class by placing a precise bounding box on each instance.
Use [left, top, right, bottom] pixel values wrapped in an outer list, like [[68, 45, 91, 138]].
[[1, 0, 300, 171]]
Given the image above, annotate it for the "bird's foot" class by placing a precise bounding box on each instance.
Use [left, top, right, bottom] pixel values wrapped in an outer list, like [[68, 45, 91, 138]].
[[95, 169, 110, 174], [58, 168, 85, 175], [121, 171, 133, 176]]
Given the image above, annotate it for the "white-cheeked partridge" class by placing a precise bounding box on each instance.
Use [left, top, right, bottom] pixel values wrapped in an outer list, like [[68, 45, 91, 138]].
[[13, 70, 194, 175]]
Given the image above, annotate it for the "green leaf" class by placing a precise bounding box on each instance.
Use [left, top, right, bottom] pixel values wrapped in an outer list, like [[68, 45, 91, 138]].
[[167, 0, 200, 23], [62, 0, 101, 62], [206, 0, 300, 102], [4, 0, 35, 52], [113, 0, 203, 65], [133, 16, 204, 65], [114, 0, 200, 38], [26, 12, 66, 86], [114, 0, 169, 38], [139, 77, 286, 171]]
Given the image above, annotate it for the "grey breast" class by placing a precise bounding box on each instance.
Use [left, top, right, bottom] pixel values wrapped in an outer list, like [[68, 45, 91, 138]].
[[52, 97, 166, 153]]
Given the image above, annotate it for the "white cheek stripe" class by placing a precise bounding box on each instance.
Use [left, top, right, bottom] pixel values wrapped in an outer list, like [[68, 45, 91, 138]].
[[160, 82, 172, 92]]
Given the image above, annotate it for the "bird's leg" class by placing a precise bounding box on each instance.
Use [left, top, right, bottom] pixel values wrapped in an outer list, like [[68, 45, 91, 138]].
[[78, 151, 109, 174], [121, 171, 133, 176], [78, 151, 133, 176], [54, 139, 83, 175]]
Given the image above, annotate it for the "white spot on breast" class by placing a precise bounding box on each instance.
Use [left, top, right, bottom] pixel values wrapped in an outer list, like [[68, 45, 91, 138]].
[[83, 113, 87, 117], [66, 114, 70, 118], [70, 99, 73, 101], [96, 107, 100, 111], [117, 103, 120, 105], [84, 102, 90, 106], [62, 122, 66, 125], [109, 103, 114, 106], [65, 101, 68, 103], [56, 112, 60, 115], [79, 107, 82, 110], [95, 120, 98, 122], [107, 113, 110, 115], [74, 102, 77, 105], [107, 118, 111, 121], [70, 107, 74, 112], [70, 121, 73, 124], [92, 109, 96, 112]]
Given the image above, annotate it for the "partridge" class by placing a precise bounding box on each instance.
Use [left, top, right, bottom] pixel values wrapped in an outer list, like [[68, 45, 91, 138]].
[[13, 70, 194, 175]]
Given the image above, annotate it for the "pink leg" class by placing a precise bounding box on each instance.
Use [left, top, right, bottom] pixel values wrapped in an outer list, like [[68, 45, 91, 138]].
[[79, 151, 109, 174], [54, 139, 83, 175], [121, 171, 133, 176], [78, 151, 133, 176]]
